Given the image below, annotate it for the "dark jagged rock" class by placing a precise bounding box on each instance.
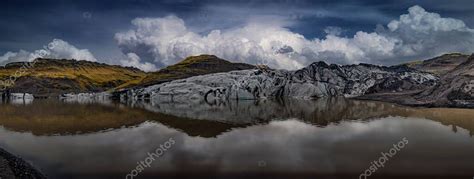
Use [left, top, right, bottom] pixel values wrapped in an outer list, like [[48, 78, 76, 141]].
[[0, 148, 47, 179], [414, 54, 474, 107], [360, 54, 474, 108]]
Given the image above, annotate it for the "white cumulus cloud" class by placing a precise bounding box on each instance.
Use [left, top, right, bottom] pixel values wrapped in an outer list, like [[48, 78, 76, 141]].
[[115, 5, 474, 70], [382, 5, 474, 58], [121, 53, 157, 72], [0, 39, 97, 66]]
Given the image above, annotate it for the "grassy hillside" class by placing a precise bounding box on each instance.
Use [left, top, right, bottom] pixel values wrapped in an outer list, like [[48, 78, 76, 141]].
[[120, 54, 255, 88], [0, 58, 146, 97], [401, 53, 470, 75], [0, 55, 255, 96]]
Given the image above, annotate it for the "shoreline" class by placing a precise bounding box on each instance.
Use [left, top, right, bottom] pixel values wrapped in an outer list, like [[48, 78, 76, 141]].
[[3, 91, 474, 109], [0, 147, 47, 179]]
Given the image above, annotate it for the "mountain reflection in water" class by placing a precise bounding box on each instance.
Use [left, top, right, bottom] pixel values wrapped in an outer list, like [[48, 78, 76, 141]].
[[1, 98, 473, 137], [0, 98, 473, 178]]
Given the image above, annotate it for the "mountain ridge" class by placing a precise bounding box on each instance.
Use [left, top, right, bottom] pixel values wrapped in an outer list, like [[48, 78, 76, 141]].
[[0, 55, 256, 97], [121, 53, 474, 108], [399, 53, 470, 75], [358, 53, 474, 107], [2, 53, 474, 108]]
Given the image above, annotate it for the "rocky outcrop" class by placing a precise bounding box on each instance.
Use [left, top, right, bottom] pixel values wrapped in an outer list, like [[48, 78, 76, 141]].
[[413, 54, 474, 107], [0, 148, 46, 179], [122, 61, 437, 103], [400, 53, 470, 75], [359, 54, 474, 108]]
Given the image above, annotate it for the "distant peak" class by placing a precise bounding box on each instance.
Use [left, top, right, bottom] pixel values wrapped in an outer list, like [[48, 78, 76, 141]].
[[309, 61, 329, 67], [194, 54, 218, 58], [180, 54, 222, 62]]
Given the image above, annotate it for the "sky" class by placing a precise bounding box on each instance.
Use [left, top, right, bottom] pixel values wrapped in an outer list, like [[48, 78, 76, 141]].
[[1, 0, 474, 71]]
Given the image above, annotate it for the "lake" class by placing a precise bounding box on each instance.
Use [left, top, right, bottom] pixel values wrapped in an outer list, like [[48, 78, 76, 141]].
[[0, 98, 473, 178]]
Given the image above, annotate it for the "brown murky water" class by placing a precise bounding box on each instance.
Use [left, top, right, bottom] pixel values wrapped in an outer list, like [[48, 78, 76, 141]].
[[0, 98, 473, 178]]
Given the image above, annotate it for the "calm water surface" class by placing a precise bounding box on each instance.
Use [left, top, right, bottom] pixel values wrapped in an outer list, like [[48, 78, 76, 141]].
[[0, 98, 473, 178]]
